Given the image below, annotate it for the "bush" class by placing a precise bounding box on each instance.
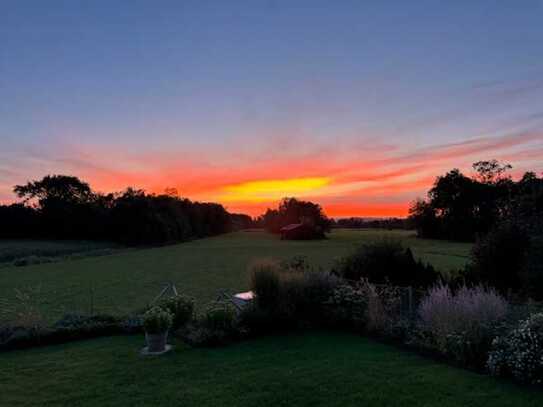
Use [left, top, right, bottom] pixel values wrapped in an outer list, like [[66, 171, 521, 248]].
[[54, 313, 120, 330], [417, 284, 508, 368], [249, 259, 282, 311], [1, 313, 135, 351], [333, 240, 438, 288], [362, 281, 403, 336], [202, 301, 237, 332], [467, 222, 530, 294], [181, 301, 241, 347], [156, 295, 194, 330], [524, 236, 543, 300], [324, 284, 368, 330], [248, 258, 339, 329], [487, 313, 543, 385], [245, 258, 339, 332], [142, 307, 172, 334]]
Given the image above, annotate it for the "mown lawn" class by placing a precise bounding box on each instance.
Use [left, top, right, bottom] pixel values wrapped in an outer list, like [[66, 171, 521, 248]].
[[0, 230, 471, 321], [1, 332, 539, 407]]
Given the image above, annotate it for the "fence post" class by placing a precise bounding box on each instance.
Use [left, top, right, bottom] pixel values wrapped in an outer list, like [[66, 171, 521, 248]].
[[407, 286, 413, 317]]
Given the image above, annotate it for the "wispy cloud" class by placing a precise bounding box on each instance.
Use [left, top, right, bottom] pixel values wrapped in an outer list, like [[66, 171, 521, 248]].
[[1, 128, 541, 216]]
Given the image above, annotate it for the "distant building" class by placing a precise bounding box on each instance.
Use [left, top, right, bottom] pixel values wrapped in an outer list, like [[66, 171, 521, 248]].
[[280, 222, 324, 240]]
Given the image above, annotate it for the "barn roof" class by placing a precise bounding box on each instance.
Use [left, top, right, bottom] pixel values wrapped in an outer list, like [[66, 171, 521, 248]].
[[280, 223, 303, 232]]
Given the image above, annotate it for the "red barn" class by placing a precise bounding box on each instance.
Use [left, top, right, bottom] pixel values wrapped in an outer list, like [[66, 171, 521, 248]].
[[280, 223, 324, 240]]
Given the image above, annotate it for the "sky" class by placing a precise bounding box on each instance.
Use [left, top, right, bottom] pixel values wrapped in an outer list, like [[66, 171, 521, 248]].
[[1, 1, 543, 217]]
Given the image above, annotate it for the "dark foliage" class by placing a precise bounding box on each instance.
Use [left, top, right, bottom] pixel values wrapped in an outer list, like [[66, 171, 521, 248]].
[[0, 204, 40, 238], [153, 295, 195, 330], [0, 174, 237, 245], [244, 259, 340, 332], [409, 161, 543, 242], [0, 313, 136, 351], [230, 213, 256, 230], [466, 222, 530, 292], [259, 197, 331, 235], [464, 222, 543, 300], [179, 301, 242, 347], [332, 217, 413, 230], [333, 240, 438, 288]]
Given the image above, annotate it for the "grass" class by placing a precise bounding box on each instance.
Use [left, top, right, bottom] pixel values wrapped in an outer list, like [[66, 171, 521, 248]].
[[0, 229, 471, 321], [0, 239, 122, 265], [1, 332, 540, 407]]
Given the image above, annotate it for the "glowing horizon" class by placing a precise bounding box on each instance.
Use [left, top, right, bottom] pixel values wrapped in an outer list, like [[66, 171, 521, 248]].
[[1, 2, 543, 217]]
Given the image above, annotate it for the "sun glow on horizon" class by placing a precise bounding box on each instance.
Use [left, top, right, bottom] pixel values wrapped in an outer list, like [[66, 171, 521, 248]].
[[218, 177, 332, 202]]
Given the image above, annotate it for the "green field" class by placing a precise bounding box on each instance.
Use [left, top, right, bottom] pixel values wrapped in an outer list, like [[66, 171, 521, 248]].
[[0, 239, 121, 265], [0, 229, 471, 322], [1, 332, 540, 407]]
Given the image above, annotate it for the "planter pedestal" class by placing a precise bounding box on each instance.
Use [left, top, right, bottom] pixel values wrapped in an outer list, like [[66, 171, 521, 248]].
[[141, 331, 172, 356], [140, 344, 173, 356]]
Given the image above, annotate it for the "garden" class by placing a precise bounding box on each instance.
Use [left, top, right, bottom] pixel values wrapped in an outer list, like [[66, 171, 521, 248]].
[[2, 228, 543, 399]]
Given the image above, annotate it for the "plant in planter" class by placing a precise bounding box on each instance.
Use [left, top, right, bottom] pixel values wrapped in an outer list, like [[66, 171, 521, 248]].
[[156, 295, 194, 330], [142, 306, 173, 354]]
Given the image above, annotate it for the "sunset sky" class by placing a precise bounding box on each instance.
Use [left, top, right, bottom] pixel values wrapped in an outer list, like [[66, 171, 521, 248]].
[[2, 1, 543, 217]]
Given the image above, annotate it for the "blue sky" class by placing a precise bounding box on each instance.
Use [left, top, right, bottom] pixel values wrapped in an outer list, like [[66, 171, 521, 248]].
[[1, 1, 543, 216]]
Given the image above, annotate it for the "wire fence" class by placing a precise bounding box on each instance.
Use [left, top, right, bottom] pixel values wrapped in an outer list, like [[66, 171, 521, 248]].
[[1, 280, 542, 329]]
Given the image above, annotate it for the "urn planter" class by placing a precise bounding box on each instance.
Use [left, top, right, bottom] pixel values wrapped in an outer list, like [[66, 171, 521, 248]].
[[145, 331, 169, 353]]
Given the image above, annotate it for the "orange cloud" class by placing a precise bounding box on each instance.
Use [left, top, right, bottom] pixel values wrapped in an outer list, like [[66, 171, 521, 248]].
[[1, 130, 542, 218]]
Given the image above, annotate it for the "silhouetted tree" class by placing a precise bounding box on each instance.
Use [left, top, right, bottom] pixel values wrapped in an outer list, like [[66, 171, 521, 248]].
[[261, 197, 331, 235], [408, 161, 540, 241], [2, 175, 237, 245]]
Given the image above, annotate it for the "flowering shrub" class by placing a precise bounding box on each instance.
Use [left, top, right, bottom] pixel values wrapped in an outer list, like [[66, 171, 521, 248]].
[[362, 281, 402, 335], [203, 301, 237, 332], [487, 313, 543, 384], [181, 301, 241, 347], [325, 284, 368, 329], [417, 284, 508, 367], [143, 307, 172, 334], [156, 295, 194, 330]]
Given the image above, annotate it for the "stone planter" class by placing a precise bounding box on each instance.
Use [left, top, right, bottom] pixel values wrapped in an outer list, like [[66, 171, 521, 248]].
[[145, 330, 169, 353]]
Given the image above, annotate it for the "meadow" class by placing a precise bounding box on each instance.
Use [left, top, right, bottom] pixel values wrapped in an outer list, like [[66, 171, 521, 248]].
[[0, 239, 121, 265], [0, 229, 468, 322], [0, 229, 471, 322]]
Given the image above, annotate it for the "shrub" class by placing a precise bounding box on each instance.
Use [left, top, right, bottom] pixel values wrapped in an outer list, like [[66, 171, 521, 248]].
[[324, 284, 368, 330], [54, 313, 119, 330], [247, 258, 339, 331], [333, 240, 438, 288], [280, 255, 313, 273], [487, 313, 543, 385], [249, 259, 282, 311], [181, 301, 240, 347], [156, 295, 194, 330], [282, 271, 340, 323], [0, 286, 47, 332], [202, 301, 237, 332], [362, 281, 403, 335], [417, 284, 508, 367], [0, 313, 134, 351], [142, 307, 172, 334], [467, 222, 531, 294], [524, 236, 543, 300]]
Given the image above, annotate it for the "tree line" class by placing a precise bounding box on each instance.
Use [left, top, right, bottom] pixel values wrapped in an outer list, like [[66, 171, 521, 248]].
[[332, 217, 412, 230], [409, 160, 543, 242], [0, 175, 237, 245]]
